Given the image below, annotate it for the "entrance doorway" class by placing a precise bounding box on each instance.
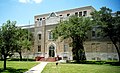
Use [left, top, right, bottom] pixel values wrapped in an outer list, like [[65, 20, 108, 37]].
[[49, 45, 55, 57]]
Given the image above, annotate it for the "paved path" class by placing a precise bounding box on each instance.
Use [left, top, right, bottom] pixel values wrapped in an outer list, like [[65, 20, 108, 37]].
[[25, 62, 48, 73]]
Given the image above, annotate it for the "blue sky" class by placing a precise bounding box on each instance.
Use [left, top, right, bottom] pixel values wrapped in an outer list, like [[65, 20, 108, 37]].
[[0, 0, 120, 26]]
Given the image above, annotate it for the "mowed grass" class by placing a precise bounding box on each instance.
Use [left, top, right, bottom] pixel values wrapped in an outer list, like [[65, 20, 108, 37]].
[[42, 63, 120, 73], [0, 61, 40, 73]]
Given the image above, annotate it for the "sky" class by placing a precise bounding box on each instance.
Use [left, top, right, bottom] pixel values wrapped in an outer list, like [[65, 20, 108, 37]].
[[0, 0, 120, 26]]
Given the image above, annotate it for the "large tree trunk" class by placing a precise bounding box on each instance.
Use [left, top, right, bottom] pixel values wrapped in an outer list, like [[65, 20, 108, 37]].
[[18, 52, 22, 61], [113, 43, 120, 63], [110, 37, 120, 63], [3, 54, 6, 70], [72, 36, 86, 63]]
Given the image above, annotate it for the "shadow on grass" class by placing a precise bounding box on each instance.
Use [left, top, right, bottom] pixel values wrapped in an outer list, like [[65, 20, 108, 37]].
[[66, 60, 120, 66], [0, 67, 27, 73]]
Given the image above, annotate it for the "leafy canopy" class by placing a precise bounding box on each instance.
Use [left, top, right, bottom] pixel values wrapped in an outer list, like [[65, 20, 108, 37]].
[[52, 15, 92, 41]]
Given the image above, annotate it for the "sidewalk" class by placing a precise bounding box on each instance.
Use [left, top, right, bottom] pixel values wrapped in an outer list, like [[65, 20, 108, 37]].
[[25, 62, 48, 73]]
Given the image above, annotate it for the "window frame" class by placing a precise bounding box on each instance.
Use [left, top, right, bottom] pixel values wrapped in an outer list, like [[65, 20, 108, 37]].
[[48, 31, 53, 40], [83, 11, 87, 16], [63, 44, 68, 52], [38, 45, 41, 52], [79, 12, 82, 17], [75, 12, 78, 16], [38, 34, 41, 40]]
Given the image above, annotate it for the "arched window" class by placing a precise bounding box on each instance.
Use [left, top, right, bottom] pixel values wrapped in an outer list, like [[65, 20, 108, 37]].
[[50, 12, 56, 17], [48, 31, 53, 40], [38, 34, 41, 40]]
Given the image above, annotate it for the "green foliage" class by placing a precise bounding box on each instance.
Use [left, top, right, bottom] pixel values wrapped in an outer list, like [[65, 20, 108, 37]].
[[15, 28, 32, 51], [0, 20, 17, 55], [52, 15, 92, 40], [7, 58, 35, 61], [0, 20, 33, 69], [91, 7, 120, 62], [0, 20, 17, 69], [14, 27, 33, 61], [52, 15, 93, 62]]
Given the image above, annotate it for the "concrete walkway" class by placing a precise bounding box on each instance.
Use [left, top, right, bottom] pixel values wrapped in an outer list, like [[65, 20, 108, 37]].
[[25, 62, 48, 73]]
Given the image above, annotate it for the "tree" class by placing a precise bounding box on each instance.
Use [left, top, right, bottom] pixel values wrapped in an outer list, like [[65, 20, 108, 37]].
[[0, 20, 17, 70], [52, 15, 93, 62], [91, 7, 120, 62], [15, 28, 32, 61]]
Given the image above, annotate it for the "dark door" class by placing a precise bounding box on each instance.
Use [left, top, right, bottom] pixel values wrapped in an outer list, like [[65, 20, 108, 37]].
[[49, 45, 55, 57]]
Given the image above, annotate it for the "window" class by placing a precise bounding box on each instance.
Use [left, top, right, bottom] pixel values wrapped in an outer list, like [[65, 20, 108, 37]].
[[38, 34, 41, 40], [92, 27, 101, 38], [75, 12, 78, 16], [97, 57, 101, 61], [79, 12, 82, 17], [96, 28, 101, 37], [43, 17, 45, 19], [92, 58, 95, 60], [37, 18, 39, 21], [40, 18, 42, 21], [48, 31, 53, 40], [50, 12, 56, 17], [92, 28, 95, 37], [59, 15, 62, 16], [64, 45, 68, 52], [83, 11, 87, 16], [67, 13, 70, 16], [63, 56, 68, 60], [96, 31, 100, 37], [38, 45, 41, 52], [92, 31, 95, 37]]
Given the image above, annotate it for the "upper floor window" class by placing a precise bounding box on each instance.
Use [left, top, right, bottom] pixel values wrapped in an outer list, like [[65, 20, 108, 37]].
[[38, 34, 41, 40], [96, 30, 101, 37], [38, 45, 41, 52], [59, 15, 62, 17], [48, 31, 53, 40], [79, 12, 82, 17], [40, 18, 42, 21], [92, 27, 101, 38], [67, 13, 70, 16], [83, 11, 87, 16], [92, 28, 95, 37], [43, 17, 45, 20], [37, 18, 39, 21], [64, 44, 68, 52], [75, 12, 78, 16], [50, 12, 56, 17]]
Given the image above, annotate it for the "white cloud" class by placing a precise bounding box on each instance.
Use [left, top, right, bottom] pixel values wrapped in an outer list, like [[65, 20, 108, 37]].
[[33, 0, 42, 3], [18, 0, 42, 4], [19, 0, 30, 3]]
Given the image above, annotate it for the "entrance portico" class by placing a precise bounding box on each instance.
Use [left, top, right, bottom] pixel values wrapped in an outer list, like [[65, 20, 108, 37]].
[[47, 42, 57, 58]]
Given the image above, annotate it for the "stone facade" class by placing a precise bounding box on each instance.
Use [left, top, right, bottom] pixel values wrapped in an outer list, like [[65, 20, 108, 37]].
[[21, 6, 118, 61]]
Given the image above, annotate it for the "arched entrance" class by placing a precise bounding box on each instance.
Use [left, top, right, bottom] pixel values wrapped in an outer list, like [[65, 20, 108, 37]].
[[49, 45, 55, 57]]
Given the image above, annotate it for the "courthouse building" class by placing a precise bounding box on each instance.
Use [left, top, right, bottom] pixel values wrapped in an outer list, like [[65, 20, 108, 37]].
[[20, 6, 118, 61]]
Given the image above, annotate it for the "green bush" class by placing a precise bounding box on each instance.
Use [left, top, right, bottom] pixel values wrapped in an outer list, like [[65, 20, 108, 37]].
[[95, 61, 106, 65], [7, 58, 35, 61], [66, 60, 107, 65]]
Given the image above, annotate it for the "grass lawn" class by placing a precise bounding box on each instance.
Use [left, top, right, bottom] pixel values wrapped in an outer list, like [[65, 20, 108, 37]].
[[42, 63, 120, 73], [0, 61, 40, 73]]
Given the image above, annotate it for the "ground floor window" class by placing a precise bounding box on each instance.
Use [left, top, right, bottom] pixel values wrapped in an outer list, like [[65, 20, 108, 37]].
[[38, 45, 41, 52]]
